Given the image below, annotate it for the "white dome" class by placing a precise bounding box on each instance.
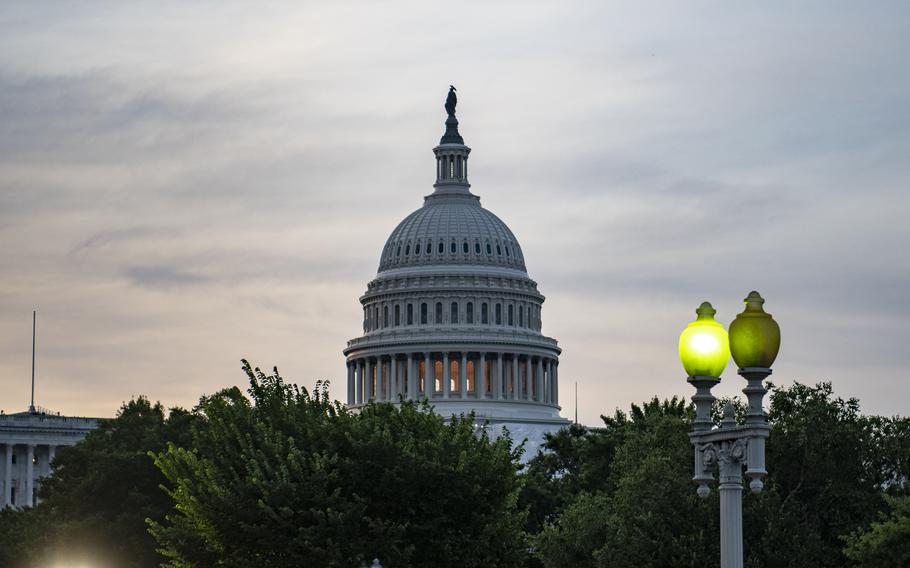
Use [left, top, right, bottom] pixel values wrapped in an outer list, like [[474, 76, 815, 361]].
[[378, 194, 526, 273], [344, 90, 568, 441]]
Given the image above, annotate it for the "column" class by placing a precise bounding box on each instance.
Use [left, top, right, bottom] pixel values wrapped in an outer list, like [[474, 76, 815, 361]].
[[527, 359, 534, 401], [443, 353, 451, 399], [356, 360, 364, 404], [547, 359, 554, 404], [553, 361, 559, 405], [3, 444, 11, 508], [512, 354, 520, 400], [376, 358, 385, 402], [347, 362, 355, 406], [390, 357, 398, 401], [425, 352, 433, 398], [460, 353, 468, 398], [720, 450, 745, 568], [496, 353, 504, 400], [25, 445, 34, 507], [536, 357, 544, 402], [478, 352, 486, 398], [407, 354, 416, 399], [364, 359, 373, 401]]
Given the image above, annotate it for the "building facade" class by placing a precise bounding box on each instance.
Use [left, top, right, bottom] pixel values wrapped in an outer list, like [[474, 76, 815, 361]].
[[343, 90, 569, 454], [0, 410, 98, 508]]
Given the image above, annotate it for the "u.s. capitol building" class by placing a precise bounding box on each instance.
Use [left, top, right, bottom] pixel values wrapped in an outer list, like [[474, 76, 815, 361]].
[[343, 89, 569, 455]]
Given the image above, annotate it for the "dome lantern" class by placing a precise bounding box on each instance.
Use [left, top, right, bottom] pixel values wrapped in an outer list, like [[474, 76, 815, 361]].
[[433, 86, 471, 195]]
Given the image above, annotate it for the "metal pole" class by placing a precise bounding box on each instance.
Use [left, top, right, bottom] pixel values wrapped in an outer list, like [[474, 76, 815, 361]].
[[574, 381, 578, 424], [29, 310, 36, 413]]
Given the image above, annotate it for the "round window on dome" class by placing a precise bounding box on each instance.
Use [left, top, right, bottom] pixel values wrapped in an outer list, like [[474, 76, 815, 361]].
[[474, 242, 481, 254], [426, 242, 432, 254], [415, 242, 421, 255], [463, 242, 469, 254], [438, 242, 444, 254], [486, 243, 492, 255], [451, 241, 456, 253]]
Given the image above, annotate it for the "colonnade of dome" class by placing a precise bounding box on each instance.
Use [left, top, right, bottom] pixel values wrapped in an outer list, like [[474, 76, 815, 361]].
[[345, 351, 558, 406]]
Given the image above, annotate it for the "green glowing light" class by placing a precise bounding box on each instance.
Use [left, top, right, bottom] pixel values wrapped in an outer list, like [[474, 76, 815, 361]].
[[679, 301, 730, 378]]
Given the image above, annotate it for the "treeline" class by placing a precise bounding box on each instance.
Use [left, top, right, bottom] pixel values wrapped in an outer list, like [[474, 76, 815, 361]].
[[0, 363, 907, 567]]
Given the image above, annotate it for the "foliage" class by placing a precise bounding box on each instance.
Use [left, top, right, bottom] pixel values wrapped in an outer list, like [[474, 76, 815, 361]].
[[525, 383, 910, 568], [149, 360, 527, 568], [531, 397, 718, 568], [0, 396, 196, 568], [843, 494, 910, 567]]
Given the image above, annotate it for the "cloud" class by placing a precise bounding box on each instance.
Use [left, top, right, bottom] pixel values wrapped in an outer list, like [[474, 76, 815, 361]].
[[0, 1, 908, 423]]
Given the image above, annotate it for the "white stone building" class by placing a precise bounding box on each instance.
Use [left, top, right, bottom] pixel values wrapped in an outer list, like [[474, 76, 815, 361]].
[[0, 409, 98, 508], [344, 89, 570, 456]]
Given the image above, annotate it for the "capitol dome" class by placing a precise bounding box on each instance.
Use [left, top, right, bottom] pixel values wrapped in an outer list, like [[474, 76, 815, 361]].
[[344, 88, 568, 447], [378, 198, 527, 273]]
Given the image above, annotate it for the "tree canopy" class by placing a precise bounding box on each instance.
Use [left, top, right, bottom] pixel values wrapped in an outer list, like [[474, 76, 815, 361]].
[[1, 371, 906, 568]]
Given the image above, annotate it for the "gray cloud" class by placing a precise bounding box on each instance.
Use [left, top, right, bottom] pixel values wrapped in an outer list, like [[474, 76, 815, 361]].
[[0, 1, 908, 422]]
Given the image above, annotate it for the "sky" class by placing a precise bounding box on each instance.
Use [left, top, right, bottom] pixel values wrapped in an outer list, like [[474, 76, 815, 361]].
[[1, 1, 908, 425]]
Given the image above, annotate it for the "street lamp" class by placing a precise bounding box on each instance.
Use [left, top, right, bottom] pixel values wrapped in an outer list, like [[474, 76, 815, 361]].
[[681, 292, 779, 568]]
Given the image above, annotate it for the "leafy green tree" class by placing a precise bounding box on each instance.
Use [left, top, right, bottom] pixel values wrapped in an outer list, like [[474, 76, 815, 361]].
[[530, 383, 909, 568], [150, 361, 528, 568], [0, 396, 196, 568], [534, 397, 718, 568], [843, 494, 910, 567]]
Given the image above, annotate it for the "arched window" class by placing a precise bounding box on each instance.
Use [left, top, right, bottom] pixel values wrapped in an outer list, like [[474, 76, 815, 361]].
[[463, 241, 469, 254], [496, 244, 502, 255], [373, 307, 378, 329], [508, 304, 514, 326], [415, 242, 421, 255], [435, 302, 443, 324], [466, 302, 474, 324], [394, 304, 401, 326], [475, 242, 481, 254], [451, 241, 456, 253], [405, 244, 410, 255], [407, 304, 414, 325], [421, 303, 428, 325], [486, 243, 492, 255], [495, 303, 502, 325], [426, 242, 432, 254], [506, 245, 511, 257], [397, 245, 401, 257], [383, 306, 389, 328], [451, 302, 458, 324], [519, 305, 524, 327], [481, 302, 488, 324], [438, 242, 444, 254]]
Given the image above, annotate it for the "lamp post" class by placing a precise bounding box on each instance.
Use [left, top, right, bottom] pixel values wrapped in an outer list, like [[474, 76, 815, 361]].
[[680, 292, 780, 568]]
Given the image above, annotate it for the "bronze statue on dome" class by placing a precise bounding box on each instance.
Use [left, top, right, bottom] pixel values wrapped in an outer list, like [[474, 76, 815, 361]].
[[445, 85, 457, 116]]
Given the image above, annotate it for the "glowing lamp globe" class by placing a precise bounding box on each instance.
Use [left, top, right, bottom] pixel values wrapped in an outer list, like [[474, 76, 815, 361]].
[[679, 302, 730, 378], [729, 291, 780, 369]]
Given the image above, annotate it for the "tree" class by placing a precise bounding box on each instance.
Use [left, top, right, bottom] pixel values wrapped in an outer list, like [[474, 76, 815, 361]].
[[533, 397, 718, 568], [843, 494, 910, 567], [529, 383, 909, 568], [0, 396, 196, 568], [150, 360, 528, 568]]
